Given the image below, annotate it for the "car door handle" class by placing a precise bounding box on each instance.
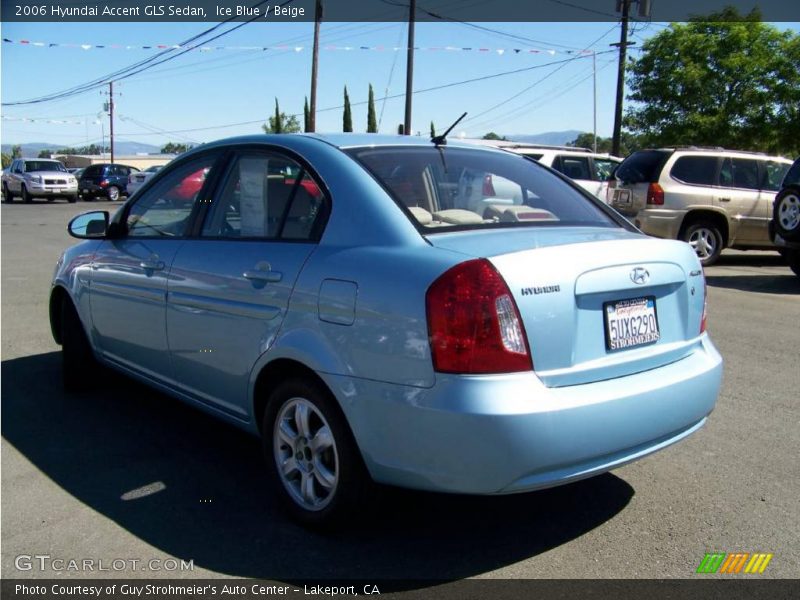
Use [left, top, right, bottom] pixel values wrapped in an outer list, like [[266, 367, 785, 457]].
[[243, 270, 282, 283], [139, 260, 165, 271]]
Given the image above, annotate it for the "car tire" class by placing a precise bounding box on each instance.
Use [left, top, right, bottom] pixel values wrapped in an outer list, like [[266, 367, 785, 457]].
[[107, 186, 120, 202], [21, 185, 32, 203], [67, 194, 78, 204], [682, 221, 723, 266], [263, 378, 370, 529], [773, 187, 800, 242], [2, 183, 12, 202], [61, 298, 96, 392]]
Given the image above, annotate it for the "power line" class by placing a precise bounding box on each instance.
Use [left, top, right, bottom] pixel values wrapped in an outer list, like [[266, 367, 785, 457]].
[[110, 51, 615, 137], [1, 0, 288, 107], [462, 23, 619, 125]]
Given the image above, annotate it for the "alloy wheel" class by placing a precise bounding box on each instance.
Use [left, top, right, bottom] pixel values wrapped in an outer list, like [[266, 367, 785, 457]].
[[777, 193, 800, 233], [273, 397, 339, 511]]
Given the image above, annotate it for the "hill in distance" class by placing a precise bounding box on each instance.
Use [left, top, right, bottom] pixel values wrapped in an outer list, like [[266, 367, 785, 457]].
[[505, 130, 584, 146], [2, 141, 161, 157]]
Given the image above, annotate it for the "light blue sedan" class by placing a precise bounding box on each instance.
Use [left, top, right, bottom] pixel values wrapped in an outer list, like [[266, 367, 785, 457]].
[[50, 134, 722, 527]]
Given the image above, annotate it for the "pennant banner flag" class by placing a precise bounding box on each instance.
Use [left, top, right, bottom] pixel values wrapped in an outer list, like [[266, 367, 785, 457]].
[[2, 38, 592, 56]]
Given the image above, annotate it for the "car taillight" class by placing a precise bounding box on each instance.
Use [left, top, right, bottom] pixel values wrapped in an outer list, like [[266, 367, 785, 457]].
[[646, 183, 664, 205], [700, 276, 708, 334], [99, 179, 109, 188], [482, 174, 496, 197], [426, 258, 532, 374]]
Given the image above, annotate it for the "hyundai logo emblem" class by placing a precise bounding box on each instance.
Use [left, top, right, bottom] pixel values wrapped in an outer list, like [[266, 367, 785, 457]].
[[630, 267, 650, 285]]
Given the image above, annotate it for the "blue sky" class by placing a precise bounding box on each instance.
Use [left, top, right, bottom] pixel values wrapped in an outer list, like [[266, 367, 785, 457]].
[[1, 19, 797, 148]]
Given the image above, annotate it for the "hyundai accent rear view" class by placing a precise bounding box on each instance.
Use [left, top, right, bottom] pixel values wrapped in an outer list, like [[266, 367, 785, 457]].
[[50, 133, 723, 527]]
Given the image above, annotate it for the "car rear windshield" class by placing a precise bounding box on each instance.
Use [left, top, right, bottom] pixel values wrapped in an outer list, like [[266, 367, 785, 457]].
[[346, 146, 619, 231], [25, 161, 66, 173], [615, 150, 670, 183]]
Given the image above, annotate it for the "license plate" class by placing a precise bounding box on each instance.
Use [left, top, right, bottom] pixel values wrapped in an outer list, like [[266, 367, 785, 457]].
[[604, 296, 660, 351], [83, 189, 89, 194], [53, 188, 63, 193], [614, 189, 631, 205]]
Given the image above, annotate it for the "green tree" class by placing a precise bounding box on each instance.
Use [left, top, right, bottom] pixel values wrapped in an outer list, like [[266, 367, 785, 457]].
[[367, 84, 377, 133], [430, 121, 436, 138], [625, 8, 800, 155], [1, 153, 11, 168], [38, 149, 54, 158], [343, 86, 353, 132], [11, 145, 22, 159], [160, 142, 192, 154], [263, 99, 301, 134], [304, 96, 311, 132], [397, 124, 404, 135], [482, 132, 506, 141]]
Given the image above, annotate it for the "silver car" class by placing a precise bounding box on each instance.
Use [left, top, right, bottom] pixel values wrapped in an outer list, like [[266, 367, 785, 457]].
[[2, 158, 79, 203], [609, 148, 792, 265]]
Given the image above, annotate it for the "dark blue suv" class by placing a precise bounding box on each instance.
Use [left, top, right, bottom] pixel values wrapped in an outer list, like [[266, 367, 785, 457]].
[[78, 163, 139, 201]]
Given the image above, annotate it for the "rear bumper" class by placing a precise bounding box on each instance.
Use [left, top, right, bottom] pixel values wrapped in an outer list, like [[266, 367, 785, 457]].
[[323, 334, 722, 494], [634, 209, 686, 240]]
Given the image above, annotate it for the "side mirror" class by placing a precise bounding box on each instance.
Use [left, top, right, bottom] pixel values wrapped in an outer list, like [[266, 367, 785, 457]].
[[68, 211, 110, 239]]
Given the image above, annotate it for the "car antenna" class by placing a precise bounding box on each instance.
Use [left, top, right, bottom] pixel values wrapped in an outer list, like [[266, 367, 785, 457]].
[[431, 112, 467, 146]]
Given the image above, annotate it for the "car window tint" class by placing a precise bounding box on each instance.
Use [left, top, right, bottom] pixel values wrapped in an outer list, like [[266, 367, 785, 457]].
[[731, 158, 760, 190], [762, 161, 790, 191], [593, 158, 618, 181], [348, 147, 615, 231], [670, 156, 719, 186], [280, 173, 326, 240], [616, 150, 670, 183], [202, 154, 325, 240], [553, 156, 591, 180], [126, 156, 216, 238]]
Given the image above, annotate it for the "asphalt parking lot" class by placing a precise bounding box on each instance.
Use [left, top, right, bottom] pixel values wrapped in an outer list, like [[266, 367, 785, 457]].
[[2, 200, 799, 581]]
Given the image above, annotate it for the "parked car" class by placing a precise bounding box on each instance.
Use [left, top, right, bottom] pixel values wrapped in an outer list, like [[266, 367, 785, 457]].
[[769, 156, 800, 278], [608, 147, 792, 265], [51, 134, 722, 527], [126, 164, 165, 197], [2, 158, 78, 203], [78, 163, 139, 201], [464, 140, 622, 201]]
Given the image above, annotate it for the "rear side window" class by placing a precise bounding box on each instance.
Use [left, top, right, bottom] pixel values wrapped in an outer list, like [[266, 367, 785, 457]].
[[593, 158, 619, 181], [669, 156, 719, 186], [553, 156, 591, 180], [762, 161, 790, 191], [82, 166, 101, 178], [201, 153, 327, 241], [719, 158, 760, 190], [615, 150, 670, 183]]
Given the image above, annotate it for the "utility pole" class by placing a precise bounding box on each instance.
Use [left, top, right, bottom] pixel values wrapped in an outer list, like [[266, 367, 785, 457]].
[[593, 51, 597, 153], [309, 0, 322, 132], [403, 0, 416, 135], [611, 0, 632, 157], [104, 82, 116, 163]]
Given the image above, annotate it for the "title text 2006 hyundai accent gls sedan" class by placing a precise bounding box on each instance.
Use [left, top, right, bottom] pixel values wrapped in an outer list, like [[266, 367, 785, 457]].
[[50, 134, 722, 527]]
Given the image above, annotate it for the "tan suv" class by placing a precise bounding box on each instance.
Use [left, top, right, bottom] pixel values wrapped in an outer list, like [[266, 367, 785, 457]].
[[608, 148, 792, 265]]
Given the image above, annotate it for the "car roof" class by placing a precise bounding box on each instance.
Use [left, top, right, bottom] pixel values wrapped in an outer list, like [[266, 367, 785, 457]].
[[197, 133, 512, 153]]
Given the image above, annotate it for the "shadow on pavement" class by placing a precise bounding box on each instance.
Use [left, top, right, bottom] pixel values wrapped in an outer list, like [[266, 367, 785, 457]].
[[2, 352, 634, 585], [707, 252, 799, 294]]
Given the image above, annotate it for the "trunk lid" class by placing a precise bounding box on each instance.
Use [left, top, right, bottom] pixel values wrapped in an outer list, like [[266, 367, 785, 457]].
[[428, 227, 705, 387]]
